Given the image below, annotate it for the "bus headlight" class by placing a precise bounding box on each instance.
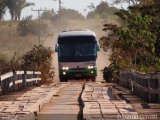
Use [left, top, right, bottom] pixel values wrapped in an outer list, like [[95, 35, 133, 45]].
[[62, 66, 69, 70], [63, 72, 66, 75], [62, 67, 66, 70], [88, 65, 94, 69], [66, 67, 69, 70]]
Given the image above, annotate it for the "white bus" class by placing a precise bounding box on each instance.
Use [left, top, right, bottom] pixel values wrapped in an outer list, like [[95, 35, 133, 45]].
[[55, 29, 100, 82]]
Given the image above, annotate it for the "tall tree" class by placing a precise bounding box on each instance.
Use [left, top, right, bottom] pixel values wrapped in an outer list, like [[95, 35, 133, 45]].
[[0, 0, 7, 20], [15, 0, 34, 20], [87, 3, 95, 11], [6, 0, 16, 20], [6, 0, 34, 20]]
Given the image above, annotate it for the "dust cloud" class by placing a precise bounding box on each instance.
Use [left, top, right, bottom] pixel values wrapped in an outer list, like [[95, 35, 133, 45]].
[[0, 22, 38, 59]]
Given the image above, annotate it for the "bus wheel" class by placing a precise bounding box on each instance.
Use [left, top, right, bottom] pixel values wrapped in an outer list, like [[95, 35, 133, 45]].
[[60, 77, 68, 82], [92, 77, 96, 82]]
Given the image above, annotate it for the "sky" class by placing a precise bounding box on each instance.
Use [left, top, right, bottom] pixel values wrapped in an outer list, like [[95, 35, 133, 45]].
[[4, 0, 125, 20]]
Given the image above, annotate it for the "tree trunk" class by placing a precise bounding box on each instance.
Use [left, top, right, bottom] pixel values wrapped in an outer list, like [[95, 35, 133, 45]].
[[11, 12, 14, 20], [18, 12, 21, 21], [15, 11, 17, 20], [134, 50, 138, 70]]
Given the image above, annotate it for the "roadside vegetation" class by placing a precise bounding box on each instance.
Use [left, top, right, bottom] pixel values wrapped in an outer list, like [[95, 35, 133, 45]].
[[0, 45, 53, 83], [87, 1, 118, 19], [100, 0, 160, 73], [22, 45, 54, 83]]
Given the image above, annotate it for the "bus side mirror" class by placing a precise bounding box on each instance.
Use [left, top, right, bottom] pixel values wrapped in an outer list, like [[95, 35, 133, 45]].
[[96, 43, 100, 51], [55, 43, 59, 52]]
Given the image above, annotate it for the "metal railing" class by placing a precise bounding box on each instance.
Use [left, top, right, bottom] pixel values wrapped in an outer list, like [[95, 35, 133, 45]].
[[0, 71, 41, 95], [118, 70, 160, 103]]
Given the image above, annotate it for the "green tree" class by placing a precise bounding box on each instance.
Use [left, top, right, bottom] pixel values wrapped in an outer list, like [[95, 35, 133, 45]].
[[100, 0, 160, 72], [128, 0, 160, 38], [87, 1, 118, 18]]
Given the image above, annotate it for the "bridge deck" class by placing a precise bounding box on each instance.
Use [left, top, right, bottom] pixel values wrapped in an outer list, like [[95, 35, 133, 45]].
[[0, 81, 159, 120]]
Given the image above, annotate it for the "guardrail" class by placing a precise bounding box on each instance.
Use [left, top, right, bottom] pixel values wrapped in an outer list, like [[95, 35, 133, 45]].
[[0, 71, 41, 95], [118, 70, 160, 103]]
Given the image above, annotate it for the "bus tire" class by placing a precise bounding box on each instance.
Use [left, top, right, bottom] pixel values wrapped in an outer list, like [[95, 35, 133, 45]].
[[92, 77, 96, 82], [60, 77, 68, 82]]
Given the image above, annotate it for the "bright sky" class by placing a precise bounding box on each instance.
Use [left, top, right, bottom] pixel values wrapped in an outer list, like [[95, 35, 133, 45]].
[[4, 0, 125, 20]]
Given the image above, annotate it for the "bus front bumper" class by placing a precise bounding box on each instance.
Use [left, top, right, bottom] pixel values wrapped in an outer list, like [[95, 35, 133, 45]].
[[59, 68, 97, 79]]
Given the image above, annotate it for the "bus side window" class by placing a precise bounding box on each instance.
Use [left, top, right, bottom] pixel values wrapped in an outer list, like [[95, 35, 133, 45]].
[[96, 43, 100, 52], [55, 43, 59, 52]]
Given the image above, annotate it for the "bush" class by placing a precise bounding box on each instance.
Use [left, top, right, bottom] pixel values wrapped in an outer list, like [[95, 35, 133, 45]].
[[103, 66, 113, 82], [0, 53, 21, 75], [0, 55, 8, 75], [100, 15, 160, 73], [17, 16, 49, 36], [40, 10, 56, 20], [22, 45, 54, 83], [0, 46, 54, 84]]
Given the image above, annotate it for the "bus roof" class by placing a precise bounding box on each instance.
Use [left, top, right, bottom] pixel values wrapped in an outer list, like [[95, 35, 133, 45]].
[[58, 29, 96, 38]]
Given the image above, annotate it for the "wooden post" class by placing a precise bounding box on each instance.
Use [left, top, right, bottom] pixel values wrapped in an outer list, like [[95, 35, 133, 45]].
[[148, 78, 151, 103], [159, 78, 160, 103], [1, 79, 7, 95], [131, 81, 134, 93], [13, 71, 18, 91], [0, 77, 1, 95], [22, 71, 27, 88]]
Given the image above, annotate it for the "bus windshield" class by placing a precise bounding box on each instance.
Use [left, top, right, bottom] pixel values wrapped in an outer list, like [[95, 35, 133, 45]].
[[59, 43, 96, 57]]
